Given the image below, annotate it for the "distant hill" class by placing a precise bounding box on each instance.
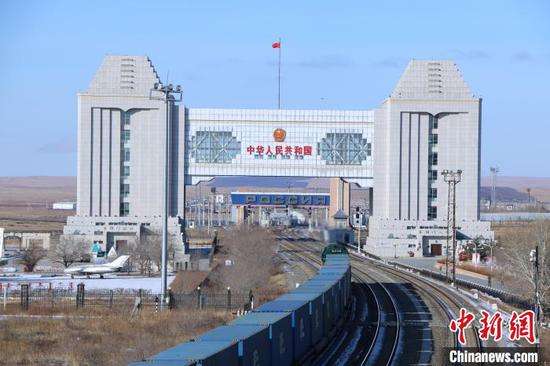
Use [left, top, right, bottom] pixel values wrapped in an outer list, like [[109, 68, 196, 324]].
[[0, 176, 76, 205], [480, 176, 550, 202]]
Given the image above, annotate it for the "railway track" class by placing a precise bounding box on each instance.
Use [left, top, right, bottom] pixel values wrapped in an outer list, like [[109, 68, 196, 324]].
[[278, 236, 400, 366], [277, 231, 483, 365]]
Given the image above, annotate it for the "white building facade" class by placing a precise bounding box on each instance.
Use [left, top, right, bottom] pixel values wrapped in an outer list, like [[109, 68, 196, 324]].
[[63, 55, 492, 259]]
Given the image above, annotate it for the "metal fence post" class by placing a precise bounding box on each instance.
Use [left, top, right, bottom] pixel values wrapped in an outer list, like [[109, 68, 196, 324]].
[[227, 287, 231, 310], [76, 283, 85, 308], [109, 290, 114, 308], [197, 286, 201, 309], [21, 284, 29, 311]]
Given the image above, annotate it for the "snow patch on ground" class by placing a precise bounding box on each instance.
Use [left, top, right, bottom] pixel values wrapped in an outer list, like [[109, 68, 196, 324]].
[[0, 274, 176, 293]]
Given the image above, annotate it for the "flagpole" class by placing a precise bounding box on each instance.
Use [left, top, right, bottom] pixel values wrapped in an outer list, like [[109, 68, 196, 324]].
[[278, 37, 281, 109]]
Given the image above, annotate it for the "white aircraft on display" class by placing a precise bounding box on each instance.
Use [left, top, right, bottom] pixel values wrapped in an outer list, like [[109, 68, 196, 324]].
[[64, 255, 130, 278]]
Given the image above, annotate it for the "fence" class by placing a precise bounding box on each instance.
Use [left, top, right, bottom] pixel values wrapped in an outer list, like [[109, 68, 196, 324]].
[[0, 284, 254, 313]]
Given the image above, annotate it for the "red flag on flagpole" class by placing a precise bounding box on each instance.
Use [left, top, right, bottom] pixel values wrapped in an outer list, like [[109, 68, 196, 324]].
[[272, 42, 281, 48]]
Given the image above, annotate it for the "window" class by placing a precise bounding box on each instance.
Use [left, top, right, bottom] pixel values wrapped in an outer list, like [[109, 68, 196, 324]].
[[122, 130, 130, 143], [429, 188, 438, 199], [123, 166, 130, 177], [433, 117, 438, 129], [121, 184, 130, 197], [429, 152, 438, 166], [123, 148, 130, 162], [190, 131, 241, 163], [123, 112, 131, 126], [429, 170, 438, 180], [428, 206, 437, 220], [429, 134, 438, 145], [120, 202, 129, 217], [318, 133, 370, 165]]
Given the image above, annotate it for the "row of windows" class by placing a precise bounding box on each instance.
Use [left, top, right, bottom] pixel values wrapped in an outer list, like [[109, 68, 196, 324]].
[[121, 112, 131, 217], [427, 116, 439, 220]]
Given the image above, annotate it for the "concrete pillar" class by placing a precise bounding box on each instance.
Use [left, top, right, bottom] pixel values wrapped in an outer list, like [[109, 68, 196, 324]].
[[234, 206, 245, 225], [329, 177, 350, 226]]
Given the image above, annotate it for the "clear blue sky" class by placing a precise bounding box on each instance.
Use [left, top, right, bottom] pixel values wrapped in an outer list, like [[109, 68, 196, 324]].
[[0, 0, 548, 177]]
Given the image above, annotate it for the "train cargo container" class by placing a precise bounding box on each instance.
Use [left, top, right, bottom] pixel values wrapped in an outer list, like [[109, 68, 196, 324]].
[[318, 267, 351, 303], [310, 274, 345, 314], [293, 281, 338, 331], [195, 325, 270, 366], [230, 311, 293, 366], [143, 340, 239, 366], [255, 299, 311, 361], [276, 292, 324, 345]]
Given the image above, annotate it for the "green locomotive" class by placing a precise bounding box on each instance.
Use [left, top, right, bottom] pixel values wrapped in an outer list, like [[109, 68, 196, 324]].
[[321, 242, 348, 263]]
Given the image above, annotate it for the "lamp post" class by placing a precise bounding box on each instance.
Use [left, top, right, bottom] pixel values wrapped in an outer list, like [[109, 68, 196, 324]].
[[442, 169, 462, 288], [150, 82, 182, 309]]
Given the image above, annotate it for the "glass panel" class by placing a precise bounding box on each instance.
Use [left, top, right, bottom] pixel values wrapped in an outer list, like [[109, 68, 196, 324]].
[[191, 131, 241, 163], [318, 133, 370, 165]]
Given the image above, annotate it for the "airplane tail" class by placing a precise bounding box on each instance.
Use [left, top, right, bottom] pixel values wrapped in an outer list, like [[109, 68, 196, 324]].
[[109, 255, 130, 268]]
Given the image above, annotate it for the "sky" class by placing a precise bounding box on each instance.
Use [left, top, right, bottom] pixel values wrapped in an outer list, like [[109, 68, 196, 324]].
[[0, 0, 549, 177]]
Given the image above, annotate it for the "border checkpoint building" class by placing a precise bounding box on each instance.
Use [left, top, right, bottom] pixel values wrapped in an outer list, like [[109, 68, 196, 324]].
[[63, 55, 493, 267]]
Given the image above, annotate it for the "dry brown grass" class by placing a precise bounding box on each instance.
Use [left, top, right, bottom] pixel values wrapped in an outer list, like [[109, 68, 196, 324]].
[[0, 309, 232, 365]]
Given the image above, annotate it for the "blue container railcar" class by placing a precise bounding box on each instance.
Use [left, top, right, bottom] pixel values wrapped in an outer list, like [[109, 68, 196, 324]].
[[141, 340, 239, 366], [276, 292, 324, 346], [131, 254, 351, 366], [230, 312, 293, 366], [195, 325, 270, 366], [293, 281, 338, 332], [255, 299, 311, 362]]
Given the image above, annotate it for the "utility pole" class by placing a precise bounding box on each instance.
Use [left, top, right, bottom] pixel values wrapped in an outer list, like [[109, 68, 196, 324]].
[[446, 179, 451, 282], [149, 82, 182, 309], [530, 246, 541, 349], [490, 166, 499, 211], [442, 169, 462, 288]]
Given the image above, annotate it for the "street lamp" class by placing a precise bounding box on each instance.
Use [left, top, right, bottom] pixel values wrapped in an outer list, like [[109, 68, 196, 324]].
[[150, 82, 183, 309], [442, 169, 462, 288]]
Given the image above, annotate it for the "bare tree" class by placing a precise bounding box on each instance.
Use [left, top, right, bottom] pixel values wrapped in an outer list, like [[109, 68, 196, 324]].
[[207, 227, 280, 293], [50, 235, 88, 268], [501, 220, 550, 309], [147, 233, 179, 273], [131, 234, 156, 276], [21, 244, 47, 272]]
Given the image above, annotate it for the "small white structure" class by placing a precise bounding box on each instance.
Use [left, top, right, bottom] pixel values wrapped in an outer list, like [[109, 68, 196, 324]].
[[53, 202, 76, 210]]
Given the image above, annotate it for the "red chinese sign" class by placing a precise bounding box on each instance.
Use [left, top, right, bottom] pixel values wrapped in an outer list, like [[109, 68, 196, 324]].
[[246, 145, 313, 157], [449, 308, 537, 345]]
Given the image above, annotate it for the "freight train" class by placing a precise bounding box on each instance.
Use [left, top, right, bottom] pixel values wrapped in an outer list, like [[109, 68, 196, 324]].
[[130, 252, 351, 366]]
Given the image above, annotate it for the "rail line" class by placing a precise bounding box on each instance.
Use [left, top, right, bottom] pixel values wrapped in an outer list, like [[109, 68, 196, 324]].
[[352, 253, 481, 353], [278, 231, 485, 365], [278, 235, 400, 366]]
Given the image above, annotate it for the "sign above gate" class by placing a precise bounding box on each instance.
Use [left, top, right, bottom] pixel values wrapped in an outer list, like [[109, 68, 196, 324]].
[[231, 192, 330, 207]]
